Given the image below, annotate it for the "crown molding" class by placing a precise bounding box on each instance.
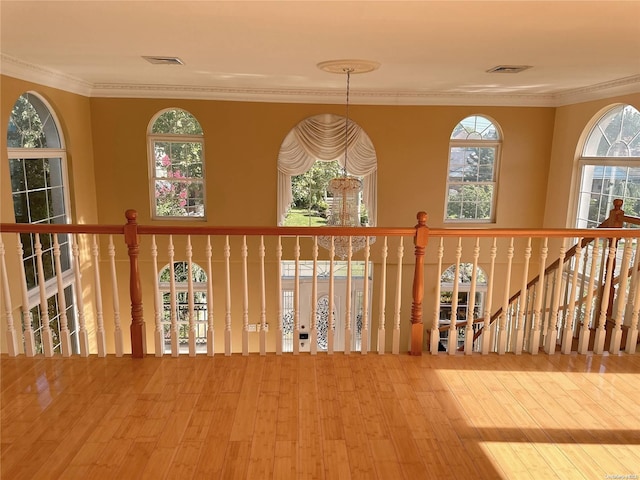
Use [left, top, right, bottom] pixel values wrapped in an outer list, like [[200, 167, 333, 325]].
[[0, 54, 93, 97], [2, 53, 638, 107], [554, 75, 640, 106]]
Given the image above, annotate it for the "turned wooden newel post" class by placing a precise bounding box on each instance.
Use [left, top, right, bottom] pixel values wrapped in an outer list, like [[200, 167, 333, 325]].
[[124, 209, 145, 358], [410, 211, 429, 356]]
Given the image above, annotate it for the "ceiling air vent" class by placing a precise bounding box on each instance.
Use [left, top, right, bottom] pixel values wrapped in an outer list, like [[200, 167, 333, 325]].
[[142, 56, 184, 65], [486, 65, 532, 74]]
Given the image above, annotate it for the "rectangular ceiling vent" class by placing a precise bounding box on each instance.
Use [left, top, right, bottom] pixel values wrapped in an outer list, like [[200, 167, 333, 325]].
[[486, 65, 532, 74], [142, 56, 184, 66]]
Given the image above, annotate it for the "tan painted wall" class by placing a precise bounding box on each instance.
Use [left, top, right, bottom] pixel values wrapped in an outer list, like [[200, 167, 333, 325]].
[[3, 72, 639, 355]]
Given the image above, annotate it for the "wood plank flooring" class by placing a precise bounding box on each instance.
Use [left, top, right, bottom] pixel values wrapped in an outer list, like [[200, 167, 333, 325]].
[[1, 352, 639, 479]]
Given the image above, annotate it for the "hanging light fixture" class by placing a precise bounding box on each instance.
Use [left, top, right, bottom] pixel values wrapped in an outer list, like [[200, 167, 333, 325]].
[[316, 60, 379, 260]]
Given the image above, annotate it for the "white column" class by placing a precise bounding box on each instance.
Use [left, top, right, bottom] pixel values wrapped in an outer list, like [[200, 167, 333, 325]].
[[464, 238, 480, 355], [448, 238, 462, 356], [545, 242, 566, 354], [513, 238, 531, 355], [72, 235, 89, 357], [497, 238, 514, 355], [430, 238, 443, 355], [310, 236, 318, 355], [0, 239, 19, 356], [328, 237, 335, 354], [224, 235, 232, 356], [293, 236, 300, 355], [109, 235, 124, 357], [206, 236, 215, 356], [241, 235, 249, 356], [259, 236, 267, 356], [610, 238, 632, 354], [393, 237, 404, 355], [361, 237, 370, 355], [594, 239, 617, 354], [377, 236, 388, 355], [561, 241, 582, 354], [91, 235, 106, 357], [481, 238, 497, 355], [35, 234, 54, 357], [344, 237, 353, 355], [187, 236, 197, 357], [151, 236, 163, 357], [578, 240, 600, 354], [529, 238, 548, 355], [276, 236, 283, 355], [53, 234, 72, 357], [168, 236, 179, 357]]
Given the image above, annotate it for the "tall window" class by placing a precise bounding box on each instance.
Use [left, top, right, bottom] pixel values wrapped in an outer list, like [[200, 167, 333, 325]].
[[6, 92, 78, 354], [576, 104, 640, 228], [445, 115, 501, 222], [148, 109, 205, 219], [159, 261, 208, 354], [277, 114, 377, 226]]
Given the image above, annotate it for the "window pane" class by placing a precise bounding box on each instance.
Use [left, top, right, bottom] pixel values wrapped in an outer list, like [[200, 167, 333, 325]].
[[10, 159, 25, 192], [151, 109, 203, 135], [25, 159, 46, 189]]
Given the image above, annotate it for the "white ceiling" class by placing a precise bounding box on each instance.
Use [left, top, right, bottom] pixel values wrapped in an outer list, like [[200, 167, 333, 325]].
[[1, 0, 640, 106]]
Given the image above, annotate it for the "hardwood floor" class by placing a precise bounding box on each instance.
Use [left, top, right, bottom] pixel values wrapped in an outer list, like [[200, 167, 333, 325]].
[[1, 352, 639, 479]]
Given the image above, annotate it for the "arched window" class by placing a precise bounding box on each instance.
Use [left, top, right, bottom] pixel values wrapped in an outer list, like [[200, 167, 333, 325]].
[[445, 115, 501, 222], [439, 263, 487, 351], [576, 104, 640, 227], [158, 261, 208, 354], [148, 109, 205, 219], [6, 92, 77, 354], [277, 113, 377, 226]]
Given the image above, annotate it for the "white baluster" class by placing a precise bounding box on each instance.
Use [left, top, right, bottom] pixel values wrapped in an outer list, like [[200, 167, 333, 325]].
[[345, 237, 353, 354], [561, 240, 582, 354], [328, 237, 335, 354], [594, 238, 617, 354], [242, 235, 249, 356], [0, 239, 19, 356], [91, 235, 106, 357], [276, 236, 283, 355], [513, 238, 532, 355], [429, 238, 443, 355], [151, 235, 163, 357], [109, 235, 123, 357], [529, 238, 548, 355], [293, 235, 300, 355], [361, 237, 371, 355], [224, 235, 232, 356], [393, 237, 404, 355], [206, 236, 215, 356], [545, 242, 566, 354], [72, 235, 89, 357], [497, 238, 514, 355], [53, 234, 71, 357], [610, 238, 632, 354], [464, 238, 480, 355], [168, 235, 179, 357], [481, 238, 497, 355], [187, 235, 196, 357], [626, 238, 640, 354], [448, 238, 462, 355], [310, 236, 318, 355], [35, 234, 54, 357], [578, 240, 600, 354], [259, 236, 267, 356], [17, 234, 36, 356], [377, 237, 388, 355]]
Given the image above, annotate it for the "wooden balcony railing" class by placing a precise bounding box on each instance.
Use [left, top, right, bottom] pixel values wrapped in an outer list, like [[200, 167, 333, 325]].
[[1, 205, 638, 359]]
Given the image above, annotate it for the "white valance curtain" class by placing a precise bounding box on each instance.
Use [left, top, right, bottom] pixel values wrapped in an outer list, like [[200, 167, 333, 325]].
[[277, 113, 378, 225]]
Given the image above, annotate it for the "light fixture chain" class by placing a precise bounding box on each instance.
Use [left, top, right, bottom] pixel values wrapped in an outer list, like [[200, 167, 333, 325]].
[[344, 69, 351, 177]]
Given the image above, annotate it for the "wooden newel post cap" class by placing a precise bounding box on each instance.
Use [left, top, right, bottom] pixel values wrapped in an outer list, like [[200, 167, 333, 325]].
[[125, 209, 138, 224], [416, 211, 428, 226]]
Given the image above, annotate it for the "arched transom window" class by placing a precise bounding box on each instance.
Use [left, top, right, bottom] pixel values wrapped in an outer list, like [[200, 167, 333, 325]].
[[445, 115, 501, 222], [576, 104, 640, 228], [148, 109, 205, 219]]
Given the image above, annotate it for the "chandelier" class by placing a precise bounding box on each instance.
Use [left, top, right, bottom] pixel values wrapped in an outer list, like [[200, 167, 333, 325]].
[[316, 60, 378, 260]]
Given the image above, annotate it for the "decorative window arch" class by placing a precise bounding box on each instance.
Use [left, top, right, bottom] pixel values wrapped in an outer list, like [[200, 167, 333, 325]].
[[277, 113, 378, 226], [575, 104, 640, 228], [6, 92, 77, 354], [445, 115, 501, 222], [158, 261, 209, 354], [148, 109, 205, 219]]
